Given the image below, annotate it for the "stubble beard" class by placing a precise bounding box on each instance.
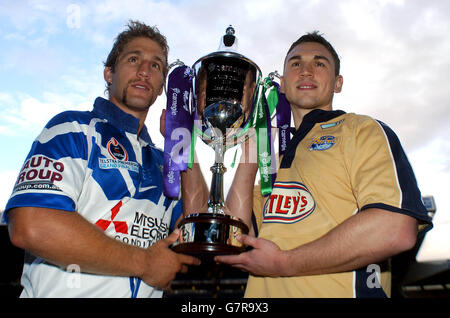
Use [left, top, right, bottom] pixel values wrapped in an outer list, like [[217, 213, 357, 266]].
[[121, 83, 153, 113]]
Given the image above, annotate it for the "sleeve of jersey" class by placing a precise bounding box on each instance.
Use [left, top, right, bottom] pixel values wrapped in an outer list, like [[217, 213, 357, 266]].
[[4, 113, 88, 218], [349, 118, 432, 231]]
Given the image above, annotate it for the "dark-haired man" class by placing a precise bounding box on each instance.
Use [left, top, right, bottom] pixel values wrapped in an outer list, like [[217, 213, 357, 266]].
[[216, 31, 432, 298], [3, 21, 205, 298]]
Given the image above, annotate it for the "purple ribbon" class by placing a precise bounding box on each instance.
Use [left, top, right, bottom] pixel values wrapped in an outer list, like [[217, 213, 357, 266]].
[[163, 65, 193, 198], [274, 85, 291, 157]]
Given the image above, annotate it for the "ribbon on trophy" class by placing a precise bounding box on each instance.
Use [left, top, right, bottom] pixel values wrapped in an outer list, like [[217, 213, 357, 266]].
[[163, 65, 194, 198], [268, 78, 291, 157], [255, 75, 291, 196], [254, 78, 273, 196]]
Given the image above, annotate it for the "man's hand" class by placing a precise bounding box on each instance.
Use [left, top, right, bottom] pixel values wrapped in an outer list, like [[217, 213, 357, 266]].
[[214, 234, 288, 277], [216, 209, 419, 278], [141, 229, 200, 289]]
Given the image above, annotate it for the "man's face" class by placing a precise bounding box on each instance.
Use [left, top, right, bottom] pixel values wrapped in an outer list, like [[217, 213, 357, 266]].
[[104, 37, 166, 117], [281, 41, 343, 112]]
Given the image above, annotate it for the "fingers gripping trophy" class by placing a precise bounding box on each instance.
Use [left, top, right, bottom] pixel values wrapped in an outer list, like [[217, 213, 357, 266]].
[[163, 26, 289, 261]]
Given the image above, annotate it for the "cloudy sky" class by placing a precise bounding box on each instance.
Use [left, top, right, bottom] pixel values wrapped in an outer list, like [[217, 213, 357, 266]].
[[0, 0, 449, 262]]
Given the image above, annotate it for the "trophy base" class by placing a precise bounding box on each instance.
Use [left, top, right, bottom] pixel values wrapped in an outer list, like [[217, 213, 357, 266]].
[[171, 213, 249, 262], [171, 242, 246, 262]]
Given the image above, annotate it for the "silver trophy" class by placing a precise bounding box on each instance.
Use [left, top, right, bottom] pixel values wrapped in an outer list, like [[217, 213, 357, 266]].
[[171, 26, 262, 260]]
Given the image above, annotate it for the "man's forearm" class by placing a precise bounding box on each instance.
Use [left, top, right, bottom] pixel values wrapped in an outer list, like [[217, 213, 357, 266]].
[[216, 208, 418, 278], [180, 161, 209, 215], [279, 208, 418, 277], [226, 161, 258, 233], [8, 207, 146, 278]]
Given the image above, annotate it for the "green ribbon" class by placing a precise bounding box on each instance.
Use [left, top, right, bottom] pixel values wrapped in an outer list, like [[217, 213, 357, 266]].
[[254, 77, 278, 196], [265, 78, 279, 115], [188, 122, 199, 169]]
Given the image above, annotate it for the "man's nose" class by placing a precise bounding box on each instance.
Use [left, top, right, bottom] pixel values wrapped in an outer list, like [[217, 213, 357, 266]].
[[137, 61, 151, 78], [299, 63, 313, 77]]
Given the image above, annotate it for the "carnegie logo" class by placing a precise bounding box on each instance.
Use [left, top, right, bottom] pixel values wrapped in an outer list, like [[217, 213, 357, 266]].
[[309, 135, 336, 151], [171, 88, 180, 116], [263, 181, 315, 224], [107, 137, 128, 161]]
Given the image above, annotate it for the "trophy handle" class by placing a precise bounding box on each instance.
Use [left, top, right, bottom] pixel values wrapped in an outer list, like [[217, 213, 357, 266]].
[[208, 140, 227, 214], [268, 70, 281, 80], [164, 59, 186, 96]]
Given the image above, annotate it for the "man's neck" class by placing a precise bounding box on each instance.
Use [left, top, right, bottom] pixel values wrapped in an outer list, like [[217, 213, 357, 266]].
[[292, 106, 333, 130], [109, 98, 148, 134]]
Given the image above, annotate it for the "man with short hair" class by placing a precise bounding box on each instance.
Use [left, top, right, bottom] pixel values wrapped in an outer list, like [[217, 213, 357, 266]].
[[217, 31, 432, 298], [3, 20, 204, 298]]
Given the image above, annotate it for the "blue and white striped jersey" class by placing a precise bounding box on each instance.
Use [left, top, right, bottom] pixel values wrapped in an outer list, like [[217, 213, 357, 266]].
[[4, 97, 182, 298]]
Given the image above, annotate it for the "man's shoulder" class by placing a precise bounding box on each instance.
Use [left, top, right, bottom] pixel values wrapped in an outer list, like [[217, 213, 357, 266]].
[[341, 112, 375, 123], [338, 112, 384, 131], [45, 109, 95, 129]]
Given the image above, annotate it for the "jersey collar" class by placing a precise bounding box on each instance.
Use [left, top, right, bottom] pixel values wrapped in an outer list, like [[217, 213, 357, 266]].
[[280, 109, 346, 169], [92, 97, 153, 146]]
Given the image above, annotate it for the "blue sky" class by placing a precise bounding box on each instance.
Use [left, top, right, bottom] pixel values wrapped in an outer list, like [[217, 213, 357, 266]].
[[1, 0, 450, 261]]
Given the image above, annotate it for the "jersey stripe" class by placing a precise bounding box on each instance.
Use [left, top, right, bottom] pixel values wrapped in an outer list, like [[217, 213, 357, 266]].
[[375, 120, 430, 224], [375, 120, 402, 208]]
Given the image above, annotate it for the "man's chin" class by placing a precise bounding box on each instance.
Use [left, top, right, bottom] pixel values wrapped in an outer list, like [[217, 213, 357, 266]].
[[123, 97, 153, 111]]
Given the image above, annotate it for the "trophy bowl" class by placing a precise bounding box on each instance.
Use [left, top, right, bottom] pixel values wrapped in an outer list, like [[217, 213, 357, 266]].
[[171, 213, 249, 260], [170, 26, 262, 261], [192, 51, 260, 151]]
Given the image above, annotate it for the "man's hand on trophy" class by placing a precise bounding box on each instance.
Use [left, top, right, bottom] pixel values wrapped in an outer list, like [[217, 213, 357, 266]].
[[214, 234, 288, 277], [140, 229, 201, 289]]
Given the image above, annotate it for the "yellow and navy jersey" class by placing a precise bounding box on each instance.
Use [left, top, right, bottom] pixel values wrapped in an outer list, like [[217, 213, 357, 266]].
[[247, 109, 432, 298]]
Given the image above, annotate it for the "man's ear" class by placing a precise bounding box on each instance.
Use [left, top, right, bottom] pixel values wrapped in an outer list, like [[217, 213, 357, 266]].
[[104, 67, 113, 85], [280, 75, 286, 94], [334, 75, 343, 93]]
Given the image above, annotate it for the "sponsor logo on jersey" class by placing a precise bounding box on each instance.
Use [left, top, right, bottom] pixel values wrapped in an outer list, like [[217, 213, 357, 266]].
[[309, 135, 336, 151], [95, 201, 169, 248], [13, 155, 64, 193], [95, 201, 128, 234], [99, 137, 139, 172], [263, 181, 315, 224]]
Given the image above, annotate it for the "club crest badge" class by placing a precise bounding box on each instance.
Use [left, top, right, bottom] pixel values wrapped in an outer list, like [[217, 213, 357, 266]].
[[99, 138, 139, 173], [309, 135, 336, 151], [263, 181, 316, 224], [107, 137, 128, 161]]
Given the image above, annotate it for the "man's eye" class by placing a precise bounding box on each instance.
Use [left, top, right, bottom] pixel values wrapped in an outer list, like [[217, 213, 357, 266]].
[[152, 63, 161, 70], [316, 61, 325, 67], [128, 56, 138, 63]]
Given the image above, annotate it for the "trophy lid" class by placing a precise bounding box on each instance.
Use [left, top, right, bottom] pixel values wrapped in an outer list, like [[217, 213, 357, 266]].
[[192, 26, 262, 149], [192, 25, 261, 75], [218, 25, 239, 52]]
